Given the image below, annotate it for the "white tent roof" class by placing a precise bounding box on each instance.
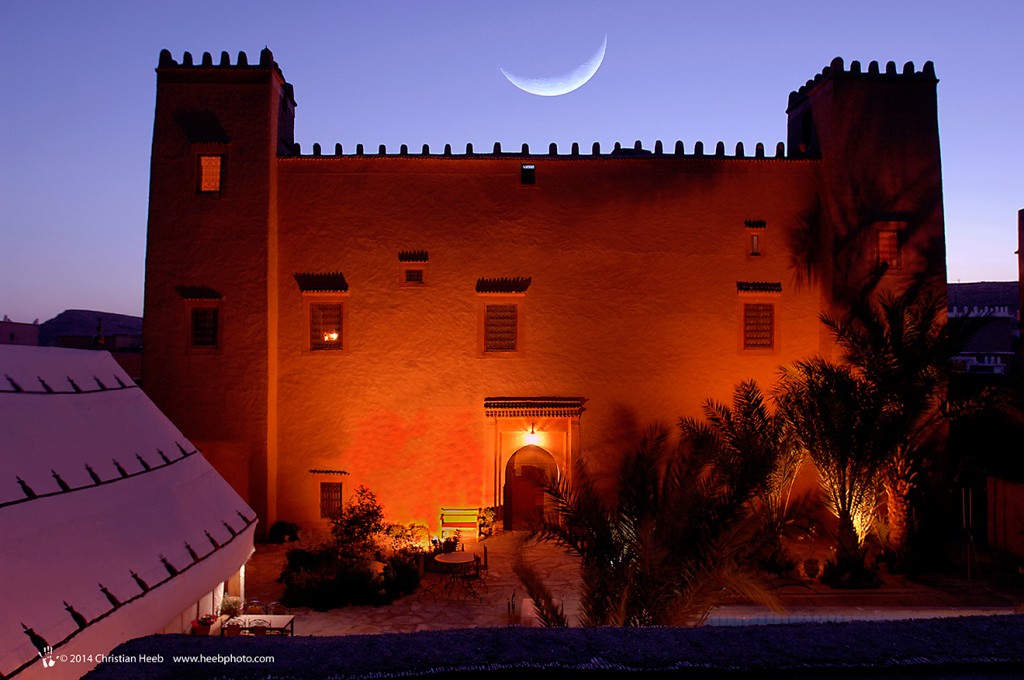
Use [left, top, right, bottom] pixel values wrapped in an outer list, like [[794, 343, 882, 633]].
[[0, 346, 256, 678]]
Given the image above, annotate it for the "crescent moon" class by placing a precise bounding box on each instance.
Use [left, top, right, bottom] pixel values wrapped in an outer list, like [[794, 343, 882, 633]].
[[500, 35, 607, 97]]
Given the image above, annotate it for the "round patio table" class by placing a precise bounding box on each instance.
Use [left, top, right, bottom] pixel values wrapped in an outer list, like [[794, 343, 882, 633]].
[[433, 551, 479, 600]]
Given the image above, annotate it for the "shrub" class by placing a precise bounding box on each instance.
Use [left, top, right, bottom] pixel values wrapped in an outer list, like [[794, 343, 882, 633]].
[[278, 487, 423, 609], [820, 557, 880, 589], [385, 522, 429, 554], [268, 520, 301, 543], [278, 545, 392, 609], [330, 486, 386, 559], [435, 533, 461, 554], [388, 551, 423, 596]]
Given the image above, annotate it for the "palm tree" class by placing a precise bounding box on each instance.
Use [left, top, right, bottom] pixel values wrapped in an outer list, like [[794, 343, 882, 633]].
[[775, 358, 892, 580], [821, 290, 967, 557], [519, 382, 785, 626], [679, 380, 804, 575]]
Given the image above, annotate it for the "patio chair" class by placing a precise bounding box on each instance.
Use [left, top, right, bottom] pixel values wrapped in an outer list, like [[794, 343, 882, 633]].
[[457, 552, 488, 601], [222, 621, 243, 637], [247, 618, 270, 636], [244, 600, 266, 614], [267, 601, 289, 615]]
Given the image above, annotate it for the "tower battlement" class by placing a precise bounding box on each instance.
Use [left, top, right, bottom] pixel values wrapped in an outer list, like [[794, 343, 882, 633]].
[[158, 47, 278, 70], [788, 57, 937, 111], [154, 48, 296, 153], [156, 48, 294, 104]]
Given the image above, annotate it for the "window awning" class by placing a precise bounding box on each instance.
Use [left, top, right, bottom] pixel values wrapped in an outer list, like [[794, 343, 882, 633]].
[[294, 272, 349, 292], [484, 397, 585, 418]]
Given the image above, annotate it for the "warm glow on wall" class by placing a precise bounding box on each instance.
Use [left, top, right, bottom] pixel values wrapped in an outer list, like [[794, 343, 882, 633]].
[[524, 423, 540, 446]]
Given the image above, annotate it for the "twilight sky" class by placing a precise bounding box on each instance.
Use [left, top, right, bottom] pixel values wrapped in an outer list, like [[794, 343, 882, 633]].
[[1, 0, 1021, 322]]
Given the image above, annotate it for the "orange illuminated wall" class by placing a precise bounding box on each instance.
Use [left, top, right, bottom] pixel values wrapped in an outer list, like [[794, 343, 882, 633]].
[[143, 51, 947, 533]]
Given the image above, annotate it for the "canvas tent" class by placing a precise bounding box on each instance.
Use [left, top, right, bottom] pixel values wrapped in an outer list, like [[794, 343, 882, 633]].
[[0, 346, 255, 678]]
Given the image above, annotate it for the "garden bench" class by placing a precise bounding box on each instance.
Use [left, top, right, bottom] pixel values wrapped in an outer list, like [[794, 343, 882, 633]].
[[439, 506, 481, 539]]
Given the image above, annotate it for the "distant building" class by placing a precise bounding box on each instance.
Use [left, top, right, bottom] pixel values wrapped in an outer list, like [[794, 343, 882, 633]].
[[1019, 208, 1024, 346], [39, 309, 143, 382], [948, 281, 1020, 374], [0, 316, 39, 346], [143, 49, 947, 533]]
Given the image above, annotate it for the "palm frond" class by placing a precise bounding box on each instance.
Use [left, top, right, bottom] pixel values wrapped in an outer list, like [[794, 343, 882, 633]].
[[512, 552, 568, 627], [521, 382, 799, 627]]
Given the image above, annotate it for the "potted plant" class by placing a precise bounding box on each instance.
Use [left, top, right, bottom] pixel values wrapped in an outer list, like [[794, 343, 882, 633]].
[[190, 613, 218, 635], [479, 507, 498, 538], [220, 596, 243, 618]]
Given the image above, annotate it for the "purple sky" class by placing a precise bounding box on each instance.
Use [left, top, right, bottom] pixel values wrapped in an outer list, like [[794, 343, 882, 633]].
[[2, 1, 1021, 323]]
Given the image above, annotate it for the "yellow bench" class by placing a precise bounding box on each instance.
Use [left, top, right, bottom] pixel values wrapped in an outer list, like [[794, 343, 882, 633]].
[[439, 507, 480, 539]]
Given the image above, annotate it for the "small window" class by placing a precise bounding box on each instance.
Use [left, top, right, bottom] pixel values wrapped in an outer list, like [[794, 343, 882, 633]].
[[521, 163, 536, 185], [310, 303, 343, 351], [744, 219, 765, 257], [877, 230, 902, 270], [190, 308, 219, 347], [484, 304, 518, 352], [197, 155, 222, 193], [398, 251, 429, 287], [743, 303, 774, 350], [319, 482, 344, 518]]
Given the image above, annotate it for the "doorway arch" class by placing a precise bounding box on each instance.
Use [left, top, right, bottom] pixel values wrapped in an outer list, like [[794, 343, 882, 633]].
[[503, 445, 557, 530]]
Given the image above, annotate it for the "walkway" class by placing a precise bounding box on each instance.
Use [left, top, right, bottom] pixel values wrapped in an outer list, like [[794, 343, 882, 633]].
[[244, 531, 582, 635], [242, 531, 1022, 636]]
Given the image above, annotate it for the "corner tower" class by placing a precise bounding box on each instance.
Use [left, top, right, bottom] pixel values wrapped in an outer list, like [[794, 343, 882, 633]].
[[787, 57, 947, 310], [143, 48, 295, 525]]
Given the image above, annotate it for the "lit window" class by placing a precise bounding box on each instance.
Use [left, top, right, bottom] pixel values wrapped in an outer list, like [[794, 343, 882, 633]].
[[743, 303, 774, 349], [877, 230, 902, 269], [521, 163, 536, 185], [310, 303, 342, 351], [319, 482, 343, 518], [190, 308, 219, 347], [484, 304, 518, 352], [197, 155, 222, 193]]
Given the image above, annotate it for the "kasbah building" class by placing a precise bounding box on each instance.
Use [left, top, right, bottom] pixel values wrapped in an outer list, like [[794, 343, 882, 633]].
[[143, 48, 946, 536]]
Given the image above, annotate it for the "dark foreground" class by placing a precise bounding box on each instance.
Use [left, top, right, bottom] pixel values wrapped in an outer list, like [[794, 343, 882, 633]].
[[84, 615, 1024, 679]]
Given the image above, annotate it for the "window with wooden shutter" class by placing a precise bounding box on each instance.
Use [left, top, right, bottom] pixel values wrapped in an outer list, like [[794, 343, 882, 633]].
[[197, 155, 222, 193], [484, 304, 518, 352], [319, 482, 343, 518], [190, 308, 219, 347], [743, 303, 774, 349], [877, 230, 902, 269]]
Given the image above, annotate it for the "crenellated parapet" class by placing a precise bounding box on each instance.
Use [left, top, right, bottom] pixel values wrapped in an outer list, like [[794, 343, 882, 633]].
[[156, 48, 296, 135], [787, 56, 937, 112], [295, 138, 791, 160], [158, 47, 278, 70]]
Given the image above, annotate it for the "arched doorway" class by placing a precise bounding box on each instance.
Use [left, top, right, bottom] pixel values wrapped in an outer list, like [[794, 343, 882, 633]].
[[503, 445, 557, 530]]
